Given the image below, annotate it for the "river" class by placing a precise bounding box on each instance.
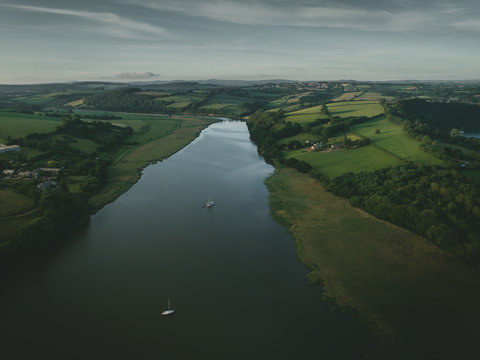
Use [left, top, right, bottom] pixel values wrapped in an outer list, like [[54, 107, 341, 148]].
[[0, 120, 372, 359]]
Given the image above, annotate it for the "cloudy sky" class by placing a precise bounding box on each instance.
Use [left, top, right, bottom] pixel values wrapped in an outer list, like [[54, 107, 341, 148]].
[[0, 0, 479, 83]]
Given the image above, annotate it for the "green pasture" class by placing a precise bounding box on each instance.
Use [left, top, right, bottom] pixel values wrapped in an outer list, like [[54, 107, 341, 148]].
[[0, 112, 61, 142], [351, 116, 444, 165], [326, 101, 384, 118], [331, 91, 363, 101], [276, 133, 318, 146], [285, 105, 329, 124], [286, 144, 403, 178], [355, 92, 386, 100], [48, 134, 99, 154], [166, 101, 192, 109], [0, 188, 36, 217]]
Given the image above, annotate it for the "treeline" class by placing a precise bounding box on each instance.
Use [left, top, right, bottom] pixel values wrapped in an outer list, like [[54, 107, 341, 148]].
[[385, 102, 480, 164], [319, 163, 480, 260], [41, 112, 122, 121], [18, 187, 90, 250], [395, 99, 480, 132], [84, 87, 173, 113]]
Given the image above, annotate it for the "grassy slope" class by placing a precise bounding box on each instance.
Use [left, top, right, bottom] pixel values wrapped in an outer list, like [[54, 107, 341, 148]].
[[287, 146, 404, 177], [0, 112, 61, 142], [327, 101, 384, 118], [266, 167, 480, 359], [285, 105, 329, 124], [351, 116, 445, 165], [0, 188, 36, 217]]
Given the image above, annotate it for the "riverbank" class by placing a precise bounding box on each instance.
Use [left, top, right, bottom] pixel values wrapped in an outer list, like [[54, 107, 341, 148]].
[[0, 115, 217, 249], [88, 116, 218, 211], [266, 166, 480, 359]]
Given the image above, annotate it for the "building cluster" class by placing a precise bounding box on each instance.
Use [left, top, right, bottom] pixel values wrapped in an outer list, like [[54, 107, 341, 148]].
[[271, 82, 337, 90], [0, 144, 20, 153], [305, 140, 341, 152], [1, 167, 62, 192]]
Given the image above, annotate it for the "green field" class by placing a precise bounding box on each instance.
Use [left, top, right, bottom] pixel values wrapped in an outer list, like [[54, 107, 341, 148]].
[[351, 116, 445, 165], [267, 167, 480, 359], [331, 91, 363, 101], [48, 134, 99, 154], [0, 112, 61, 142], [354, 92, 391, 101], [0, 188, 36, 217], [276, 133, 318, 146], [285, 105, 329, 124], [287, 145, 404, 177], [327, 101, 384, 118]]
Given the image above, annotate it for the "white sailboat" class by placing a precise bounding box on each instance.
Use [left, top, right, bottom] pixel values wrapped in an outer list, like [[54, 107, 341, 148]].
[[206, 198, 215, 208], [161, 298, 175, 316], [206, 194, 214, 208]]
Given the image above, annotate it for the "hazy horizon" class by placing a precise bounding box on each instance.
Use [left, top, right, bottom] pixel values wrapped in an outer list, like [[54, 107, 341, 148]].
[[1, 0, 479, 84]]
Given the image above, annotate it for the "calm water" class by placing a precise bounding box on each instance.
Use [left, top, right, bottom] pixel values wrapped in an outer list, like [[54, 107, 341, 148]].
[[465, 132, 480, 138], [0, 120, 372, 359]]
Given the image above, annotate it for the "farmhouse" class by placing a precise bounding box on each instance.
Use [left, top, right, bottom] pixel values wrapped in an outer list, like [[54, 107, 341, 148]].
[[37, 167, 62, 176], [2, 169, 15, 177], [0, 144, 20, 153], [37, 180, 58, 192]]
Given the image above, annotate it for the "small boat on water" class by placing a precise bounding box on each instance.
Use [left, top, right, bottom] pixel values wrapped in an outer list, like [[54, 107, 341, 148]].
[[206, 199, 215, 208], [161, 298, 175, 316]]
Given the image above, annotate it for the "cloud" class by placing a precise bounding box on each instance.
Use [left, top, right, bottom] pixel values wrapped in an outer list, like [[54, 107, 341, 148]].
[[115, 72, 159, 79], [1, 4, 170, 38], [128, 0, 479, 33]]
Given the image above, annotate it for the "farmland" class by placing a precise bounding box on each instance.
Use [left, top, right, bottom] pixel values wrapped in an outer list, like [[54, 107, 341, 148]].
[[350, 116, 445, 165], [326, 100, 385, 118], [0, 111, 61, 142], [287, 144, 404, 177], [285, 105, 329, 124]]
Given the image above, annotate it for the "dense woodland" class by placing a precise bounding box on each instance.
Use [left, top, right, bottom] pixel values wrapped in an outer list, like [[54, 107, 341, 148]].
[[395, 99, 480, 132]]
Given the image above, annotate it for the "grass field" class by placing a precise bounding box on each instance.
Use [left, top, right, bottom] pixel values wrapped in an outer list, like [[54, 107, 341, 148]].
[[64, 99, 84, 107], [327, 101, 384, 118], [266, 167, 480, 359], [286, 145, 404, 177], [276, 133, 318, 146], [0, 188, 36, 217], [0, 112, 61, 142], [285, 105, 330, 124], [48, 134, 99, 154], [351, 116, 445, 165], [331, 91, 363, 101], [354, 92, 393, 101]]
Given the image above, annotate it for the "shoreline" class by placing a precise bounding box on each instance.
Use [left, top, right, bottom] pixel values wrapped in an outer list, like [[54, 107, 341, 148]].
[[0, 115, 219, 251], [265, 166, 480, 359], [88, 116, 220, 212]]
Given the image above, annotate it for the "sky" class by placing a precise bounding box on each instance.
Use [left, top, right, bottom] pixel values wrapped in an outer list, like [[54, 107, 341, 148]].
[[0, 0, 479, 84]]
